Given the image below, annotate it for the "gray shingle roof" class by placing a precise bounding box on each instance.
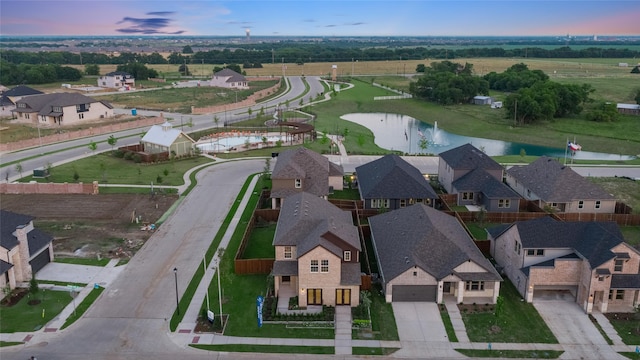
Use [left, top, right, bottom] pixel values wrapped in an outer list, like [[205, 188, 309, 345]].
[[341, 262, 362, 286], [214, 68, 247, 83], [105, 71, 133, 77], [14, 92, 109, 116], [369, 204, 501, 282], [453, 168, 520, 199], [504, 217, 625, 268], [272, 261, 298, 276], [271, 148, 342, 198], [611, 274, 640, 289], [0, 85, 43, 106], [273, 192, 360, 258], [1, 210, 33, 251], [506, 156, 614, 202], [0, 259, 13, 275], [439, 143, 503, 171], [520, 252, 580, 276], [356, 154, 437, 200]]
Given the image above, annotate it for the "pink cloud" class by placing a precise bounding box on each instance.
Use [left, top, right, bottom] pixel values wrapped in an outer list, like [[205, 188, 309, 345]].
[[545, 10, 640, 35]]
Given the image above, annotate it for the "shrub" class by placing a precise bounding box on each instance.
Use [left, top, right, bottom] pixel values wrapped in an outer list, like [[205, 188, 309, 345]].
[[113, 150, 125, 158], [124, 151, 134, 160], [156, 175, 163, 184], [132, 154, 142, 163]]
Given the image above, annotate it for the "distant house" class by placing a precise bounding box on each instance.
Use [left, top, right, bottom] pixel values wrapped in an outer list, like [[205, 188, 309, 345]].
[[140, 121, 196, 157], [370, 204, 502, 303], [210, 68, 249, 89], [439, 143, 520, 212], [13, 92, 114, 126], [0, 85, 43, 117], [271, 192, 361, 308], [1, 210, 54, 290], [355, 154, 438, 210], [98, 71, 135, 89], [616, 103, 640, 116], [505, 156, 616, 213], [472, 95, 492, 105], [270, 148, 343, 209], [489, 217, 640, 313]]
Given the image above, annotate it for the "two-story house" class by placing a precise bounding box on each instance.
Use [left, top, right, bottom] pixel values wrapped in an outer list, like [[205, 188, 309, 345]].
[[13, 93, 114, 126], [505, 156, 616, 213], [370, 204, 502, 303], [489, 217, 640, 313], [271, 192, 361, 308], [270, 147, 343, 209], [98, 71, 135, 89], [1, 210, 54, 290], [0, 85, 43, 117], [438, 143, 520, 212], [355, 154, 438, 210], [209, 68, 249, 89]]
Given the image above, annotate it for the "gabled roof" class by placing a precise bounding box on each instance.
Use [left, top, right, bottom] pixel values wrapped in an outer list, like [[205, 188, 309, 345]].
[[1, 210, 33, 251], [105, 71, 133, 77], [0, 85, 43, 106], [493, 217, 626, 268], [506, 156, 614, 202], [271, 147, 342, 198], [0, 259, 13, 275], [213, 68, 247, 83], [439, 143, 503, 172], [141, 121, 195, 147], [272, 192, 360, 259], [13, 93, 109, 116], [369, 204, 501, 282], [453, 168, 520, 199], [356, 154, 437, 199], [0, 210, 53, 255]]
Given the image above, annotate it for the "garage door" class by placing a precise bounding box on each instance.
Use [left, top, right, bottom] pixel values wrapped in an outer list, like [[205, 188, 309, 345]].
[[392, 285, 437, 302], [533, 285, 578, 301], [30, 249, 51, 273]]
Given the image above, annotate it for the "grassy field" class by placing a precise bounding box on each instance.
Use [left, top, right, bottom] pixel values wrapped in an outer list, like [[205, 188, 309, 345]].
[[0, 289, 72, 333]]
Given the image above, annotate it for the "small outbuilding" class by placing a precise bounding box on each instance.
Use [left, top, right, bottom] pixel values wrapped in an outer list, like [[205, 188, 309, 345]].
[[616, 103, 640, 116], [472, 96, 492, 105], [140, 121, 196, 157]]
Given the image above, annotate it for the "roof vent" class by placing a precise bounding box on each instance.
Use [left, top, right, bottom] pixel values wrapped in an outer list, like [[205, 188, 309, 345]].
[[404, 256, 409, 264]]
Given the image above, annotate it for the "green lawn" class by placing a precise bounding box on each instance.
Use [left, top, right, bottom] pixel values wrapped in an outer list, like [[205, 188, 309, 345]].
[[369, 284, 399, 341], [0, 289, 72, 333], [605, 314, 640, 346], [61, 286, 105, 329], [440, 305, 458, 342], [20, 153, 213, 185], [190, 344, 334, 354], [241, 224, 276, 259], [588, 177, 640, 214], [455, 349, 564, 358], [461, 281, 558, 343], [0, 341, 23, 347], [54, 257, 110, 266], [329, 188, 361, 200]]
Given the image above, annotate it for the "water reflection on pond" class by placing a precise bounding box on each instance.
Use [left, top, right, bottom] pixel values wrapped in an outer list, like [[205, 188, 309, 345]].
[[341, 113, 635, 160]]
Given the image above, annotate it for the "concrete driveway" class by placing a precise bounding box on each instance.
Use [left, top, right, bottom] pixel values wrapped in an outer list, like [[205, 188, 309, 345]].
[[391, 302, 460, 358], [533, 298, 627, 360]]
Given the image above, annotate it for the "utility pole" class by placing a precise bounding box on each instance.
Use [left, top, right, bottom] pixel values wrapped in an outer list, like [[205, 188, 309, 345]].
[[514, 98, 518, 127]]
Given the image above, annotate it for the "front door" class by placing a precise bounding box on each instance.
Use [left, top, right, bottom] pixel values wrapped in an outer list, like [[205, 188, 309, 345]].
[[307, 289, 322, 305], [443, 282, 451, 293], [336, 289, 351, 305]]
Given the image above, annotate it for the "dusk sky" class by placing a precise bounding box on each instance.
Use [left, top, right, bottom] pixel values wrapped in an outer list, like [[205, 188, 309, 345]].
[[1, 0, 638, 37]]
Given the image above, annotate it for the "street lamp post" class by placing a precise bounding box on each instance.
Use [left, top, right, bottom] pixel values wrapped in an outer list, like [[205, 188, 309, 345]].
[[173, 268, 179, 315]]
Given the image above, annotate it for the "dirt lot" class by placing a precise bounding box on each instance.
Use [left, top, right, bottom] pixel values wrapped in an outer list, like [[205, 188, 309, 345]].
[[1, 194, 178, 259]]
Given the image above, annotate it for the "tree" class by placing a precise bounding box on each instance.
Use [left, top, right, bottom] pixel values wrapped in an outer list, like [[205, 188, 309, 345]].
[[263, 157, 271, 180], [418, 137, 428, 153], [30, 276, 39, 296], [84, 63, 100, 76], [415, 64, 426, 73], [88, 140, 97, 153], [247, 108, 252, 119], [213, 115, 219, 127], [15, 163, 23, 179], [631, 66, 640, 74], [178, 64, 191, 76], [182, 45, 194, 54], [116, 63, 158, 80], [585, 102, 619, 122], [107, 135, 117, 151]]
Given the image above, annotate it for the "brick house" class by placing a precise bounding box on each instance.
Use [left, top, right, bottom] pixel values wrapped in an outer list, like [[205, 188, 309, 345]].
[[270, 147, 343, 209], [271, 192, 361, 308], [1, 210, 54, 290], [355, 154, 438, 210], [13, 92, 114, 126], [370, 204, 502, 303], [488, 217, 640, 313], [438, 143, 520, 212], [98, 71, 135, 89], [505, 157, 616, 213]]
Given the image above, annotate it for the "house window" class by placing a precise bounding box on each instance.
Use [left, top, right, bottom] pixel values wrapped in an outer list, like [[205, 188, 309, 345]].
[[344, 251, 351, 262], [514, 241, 521, 255], [371, 199, 389, 208], [615, 290, 624, 300], [321, 259, 329, 273], [578, 200, 584, 209], [462, 192, 473, 200], [78, 113, 84, 119], [608, 290, 613, 300], [413, 271, 418, 276], [284, 246, 292, 259], [76, 104, 89, 112], [595, 201, 601, 209], [498, 199, 511, 208], [310, 260, 318, 273], [52, 106, 62, 112], [465, 281, 485, 291], [408, 198, 415, 205], [295, 178, 302, 188], [614, 259, 624, 272], [526, 249, 544, 256], [399, 199, 406, 208]]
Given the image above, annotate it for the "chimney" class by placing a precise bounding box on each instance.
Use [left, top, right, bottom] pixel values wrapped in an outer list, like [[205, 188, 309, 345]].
[[15, 225, 33, 282]]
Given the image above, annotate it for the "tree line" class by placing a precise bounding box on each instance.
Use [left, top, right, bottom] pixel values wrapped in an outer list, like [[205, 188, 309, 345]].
[[1, 45, 638, 67]]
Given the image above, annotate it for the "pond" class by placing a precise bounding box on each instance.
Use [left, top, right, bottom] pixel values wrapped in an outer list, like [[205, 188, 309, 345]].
[[341, 113, 636, 160]]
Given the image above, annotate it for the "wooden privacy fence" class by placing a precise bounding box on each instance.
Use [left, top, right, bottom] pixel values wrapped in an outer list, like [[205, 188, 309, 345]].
[[234, 207, 279, 275]]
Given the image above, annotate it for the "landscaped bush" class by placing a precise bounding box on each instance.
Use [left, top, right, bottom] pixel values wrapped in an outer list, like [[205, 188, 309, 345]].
[[124, 151, 133, 160], [132, 154, 142, 163], [113, 149, 125, 158]]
